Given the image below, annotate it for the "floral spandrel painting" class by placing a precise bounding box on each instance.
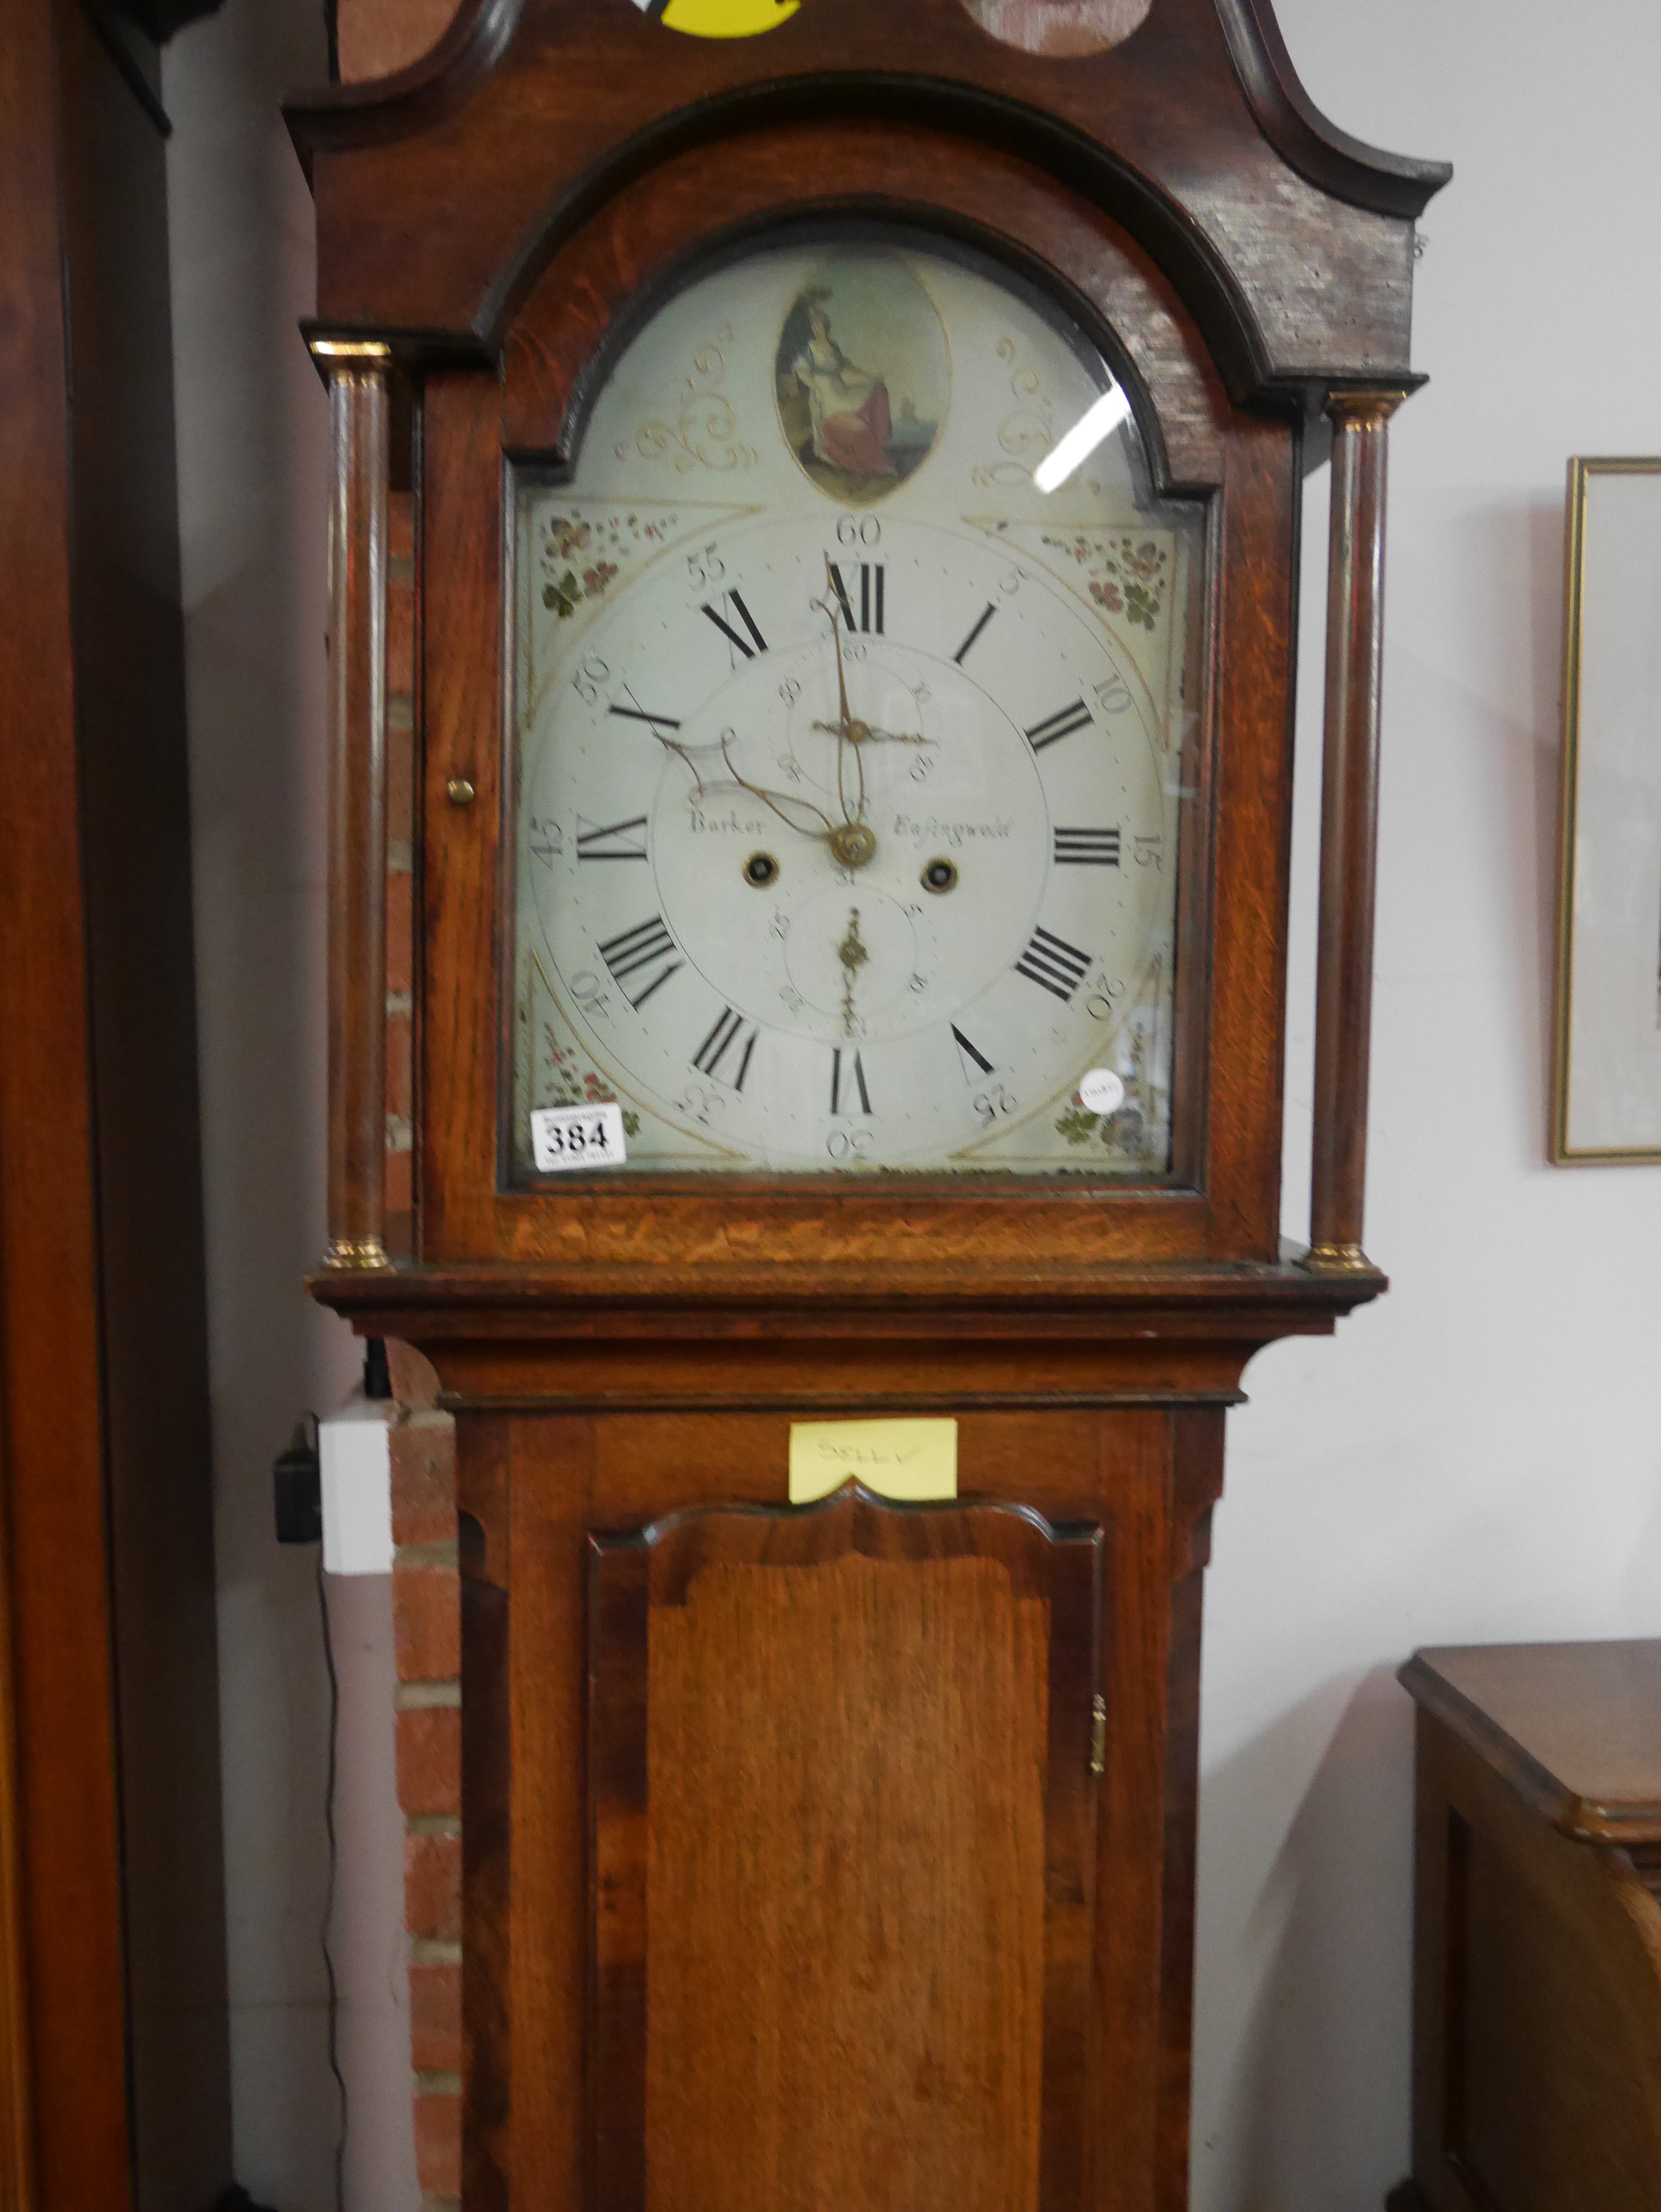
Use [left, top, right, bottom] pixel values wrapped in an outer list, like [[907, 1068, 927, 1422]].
[[774, 255, 949, 506]]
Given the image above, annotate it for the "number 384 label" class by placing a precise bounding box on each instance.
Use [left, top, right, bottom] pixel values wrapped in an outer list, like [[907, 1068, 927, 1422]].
[[529, 1101, 628, 1174]]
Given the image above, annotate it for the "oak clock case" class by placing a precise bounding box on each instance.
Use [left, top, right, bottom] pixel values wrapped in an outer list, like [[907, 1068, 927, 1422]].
[[289, 2, 1445, 2206], [511, 235, 1203, 1183]]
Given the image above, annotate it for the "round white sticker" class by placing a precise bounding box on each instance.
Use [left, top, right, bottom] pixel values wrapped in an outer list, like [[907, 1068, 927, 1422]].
[[1079, 1067, 1125, 1116]]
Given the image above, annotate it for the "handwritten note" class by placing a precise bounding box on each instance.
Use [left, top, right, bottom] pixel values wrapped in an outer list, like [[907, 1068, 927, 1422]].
[[788, 1418, 958, 1504]]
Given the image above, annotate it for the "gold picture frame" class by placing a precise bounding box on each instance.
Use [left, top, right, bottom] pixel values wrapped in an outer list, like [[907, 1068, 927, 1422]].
[[1550, 457, 1661, 1163]]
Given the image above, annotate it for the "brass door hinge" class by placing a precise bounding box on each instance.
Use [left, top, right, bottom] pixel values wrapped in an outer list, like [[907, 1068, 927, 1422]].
[[1090, 1692, 1107, 1777]]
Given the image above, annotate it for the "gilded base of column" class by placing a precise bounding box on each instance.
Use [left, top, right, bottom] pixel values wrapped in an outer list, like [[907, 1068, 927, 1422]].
[[319, 1236, 395, 1273], [1299, 1241, 1374, 1276]]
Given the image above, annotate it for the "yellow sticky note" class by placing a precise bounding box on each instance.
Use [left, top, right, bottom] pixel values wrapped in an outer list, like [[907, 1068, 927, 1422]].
[[788, 1418, 958, 1504], [657, 0, 801, 36]]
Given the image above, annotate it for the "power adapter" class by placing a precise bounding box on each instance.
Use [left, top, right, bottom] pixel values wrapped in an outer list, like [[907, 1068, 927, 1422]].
[[273, 1417, 321, 1546]]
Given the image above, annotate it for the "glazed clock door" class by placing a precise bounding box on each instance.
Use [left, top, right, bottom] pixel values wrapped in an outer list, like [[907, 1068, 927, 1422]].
[[509, 233, 1206, 1183]]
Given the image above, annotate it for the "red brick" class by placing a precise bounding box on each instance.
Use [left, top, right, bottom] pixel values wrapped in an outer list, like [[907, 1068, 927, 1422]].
[[386, 711, 415, 850], [409, 1961, 462, 2075], [386, 870, 413, 995], [386, 1008, 413, 1123], [413, 2089, 462, 2196], [395, 1564, 460, 1682], [390, 1410, 455, 1543], [386, 575, 414, 695], [384, 1146, 412, 1217], [404, 1828, 461, 1943], [387, 488, 415, 564], [397, 1705, 460, 1819]]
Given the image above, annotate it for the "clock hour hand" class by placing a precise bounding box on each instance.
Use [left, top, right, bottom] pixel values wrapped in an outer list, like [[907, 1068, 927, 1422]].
[[810, 718, 931, 748], [715, 729, 842, 845], [618, 685, 842, 845]]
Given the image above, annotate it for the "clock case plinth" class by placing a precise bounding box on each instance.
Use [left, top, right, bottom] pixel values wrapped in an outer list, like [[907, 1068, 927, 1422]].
[[290, 2, 1442, 2203]]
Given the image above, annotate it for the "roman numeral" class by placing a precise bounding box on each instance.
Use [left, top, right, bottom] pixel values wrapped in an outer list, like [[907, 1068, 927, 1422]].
[[691, 1006, 758, 1091], [598, 914, 683, 1009], [828, 562, 884, 634], [951, 1025, 995, 1081], [830, 1047, 871, 1116], [1026, 698, 1094, 752], [700, 590, 767, 663], [576, 813, 648, 862], [1053, 826, 1121, 866], [1014, 926, 1093, 1003], [953, 602, 996, 666], [608, 695, 682, 742]]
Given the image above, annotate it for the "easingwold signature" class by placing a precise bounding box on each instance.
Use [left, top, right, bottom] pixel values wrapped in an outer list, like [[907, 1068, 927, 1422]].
[[891, 813, 1013, 848]]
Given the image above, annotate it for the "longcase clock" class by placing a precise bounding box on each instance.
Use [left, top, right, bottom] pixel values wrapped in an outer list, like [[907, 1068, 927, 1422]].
[[287, 3, 1447, 2202]]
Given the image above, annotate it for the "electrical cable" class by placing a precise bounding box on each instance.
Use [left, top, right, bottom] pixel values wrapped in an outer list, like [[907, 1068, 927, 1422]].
[[316, 1549, 348, 2212]]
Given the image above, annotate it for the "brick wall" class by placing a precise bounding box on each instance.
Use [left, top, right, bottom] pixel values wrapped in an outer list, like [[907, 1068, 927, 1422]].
[[347, 25, 462, 2201], [387, 1347, 461, 2211]]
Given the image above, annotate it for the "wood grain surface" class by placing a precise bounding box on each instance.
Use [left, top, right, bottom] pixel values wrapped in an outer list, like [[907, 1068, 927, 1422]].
[[589, 1487, 1100, 2212], [1398, 1697, 1661, 2212], [1401, 1642, 1661, 1844], [0, 1, 229, 2199], [1308, 392, 1404, 1265], [454, 1405, 1224, 2209]]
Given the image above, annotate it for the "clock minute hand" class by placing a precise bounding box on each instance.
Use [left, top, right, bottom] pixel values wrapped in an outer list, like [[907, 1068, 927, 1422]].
[[628, 701, 844, 845]]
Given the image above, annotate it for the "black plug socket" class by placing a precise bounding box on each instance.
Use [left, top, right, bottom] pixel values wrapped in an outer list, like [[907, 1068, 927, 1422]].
[[273, 1419, 322, 1545]]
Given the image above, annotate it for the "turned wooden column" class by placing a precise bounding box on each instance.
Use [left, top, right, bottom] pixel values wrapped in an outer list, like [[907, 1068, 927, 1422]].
[[317, 344, 394, 1272], [1306, 388, 1407, 1273]]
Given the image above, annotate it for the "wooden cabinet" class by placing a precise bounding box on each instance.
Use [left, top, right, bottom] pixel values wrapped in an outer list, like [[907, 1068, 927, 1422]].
[[1394, 1643, 1661, 2212], [0, 0, 229, 2200]]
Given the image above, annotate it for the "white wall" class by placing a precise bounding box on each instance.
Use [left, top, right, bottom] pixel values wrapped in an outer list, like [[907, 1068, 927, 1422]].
[[1197, 3, 1661, 2204], [162, 2, 1661, 2206], [164, 9, 419, 2207]]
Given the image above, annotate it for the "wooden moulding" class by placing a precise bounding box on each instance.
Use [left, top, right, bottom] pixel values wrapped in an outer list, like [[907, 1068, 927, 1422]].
[[320, 348, 395, 1273], [285, 0, 1450, 405], [1305, 388, 1407, 1274]]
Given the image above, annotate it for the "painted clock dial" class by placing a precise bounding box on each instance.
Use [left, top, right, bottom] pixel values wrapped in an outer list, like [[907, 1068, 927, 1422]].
[[509, 234, 1204, 1177]]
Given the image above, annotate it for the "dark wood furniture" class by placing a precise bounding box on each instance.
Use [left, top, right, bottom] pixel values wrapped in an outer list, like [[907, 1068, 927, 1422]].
[[289, 4, 1447, 2203], [1393, 1643, 1661, 2212], [0, 0, 230, 2201]]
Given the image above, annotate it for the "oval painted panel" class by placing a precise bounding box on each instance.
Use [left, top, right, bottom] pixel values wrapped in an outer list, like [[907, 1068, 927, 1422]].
[[774, 254, 951, 508]]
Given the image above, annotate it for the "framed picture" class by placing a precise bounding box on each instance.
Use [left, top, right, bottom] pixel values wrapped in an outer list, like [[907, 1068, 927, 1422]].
[[1551, 458, 1661, 1164]]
